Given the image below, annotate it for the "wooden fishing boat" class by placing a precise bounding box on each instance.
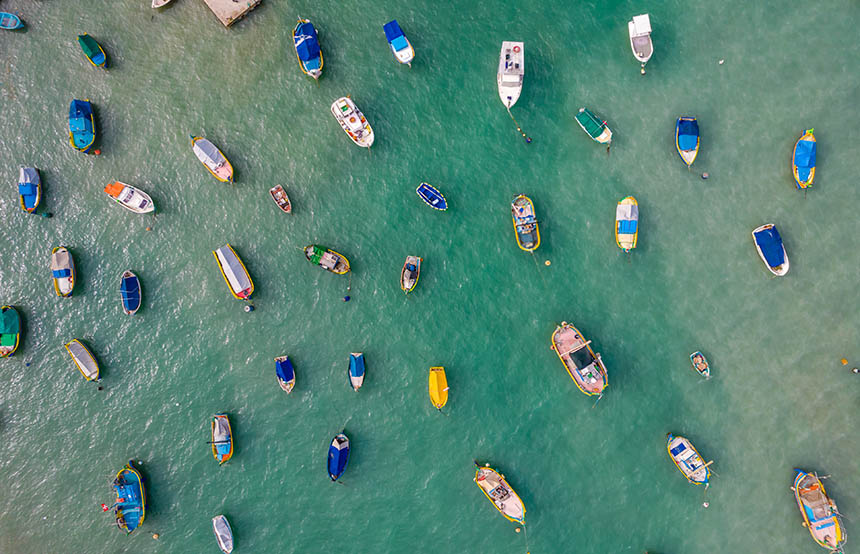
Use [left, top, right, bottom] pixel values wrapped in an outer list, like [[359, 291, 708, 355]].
[[331, 97, 374, 148], [792, 469, 846, 552], [473, 461, 525, 524], [275, 355, 295, 394], [752, 224, 789, 276], [213, 244, 254, 300], [69, 99, 96, 153], [51, 247, 76, 297], [689, 351, 710, 379], [666, 433, 711, 486], [152, 0, 174, 8], [18, 167, 41, 214], [190, 136, 233, 182], [792, 129, 816, 189], [383, 20, 414, 66], [327, 433, 350, 481], [119, 271, 141, 315], [304, 245, 350, 274], [428, 366, 448, 410], [627, 14, 653, 74], [348, 353, 365, 391], [269, 185, 291, 213], [400, 256, 421, 293], [416, 183, 447, 210], [0, 306, 21, 358], [676, 117, 699, 167], [615, 196, 638, 252], [211, 414, 233, 465], [104, 181, 155, 214], [497, 41, 524, 108], [65, 339, 99, 381], [551, 322, 608, 397], [575, 107, 612, 145], [212, 515, 234, 554], [77, 34, 106, 68], [293, 18, 323, 80], [112, 461, 146, 534], [0, 12, 23, 30], [511, 195, 540, 251]]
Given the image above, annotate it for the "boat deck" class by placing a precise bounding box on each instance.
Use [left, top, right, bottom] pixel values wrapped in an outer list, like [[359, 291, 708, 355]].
[[201, 0, 261, 27]]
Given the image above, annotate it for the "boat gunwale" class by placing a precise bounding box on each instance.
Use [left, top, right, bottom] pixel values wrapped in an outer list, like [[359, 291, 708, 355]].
[[473, 463, 526, 524], [511, 194, 540, 251], [190, 136, 234, 183], [666, 433, 710, 485], [293, 18, 324, 79], [551, 322, 608, 396], [65, 338, 99, 381], [212, 243, 254, 299], [400, 256, 421, 292], [114, 461, 146, 533]]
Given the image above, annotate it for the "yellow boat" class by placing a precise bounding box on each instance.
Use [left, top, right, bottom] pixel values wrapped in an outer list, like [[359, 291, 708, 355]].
[[615, 196, 638, 252], [511, 195, 540, 251], [428, 366, 448, 410]]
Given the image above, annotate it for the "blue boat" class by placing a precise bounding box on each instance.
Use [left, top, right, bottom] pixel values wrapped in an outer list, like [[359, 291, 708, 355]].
[[752, 223, 789, 276], [18, 167, 41, 213], [0, 13, 23, 30], [348, 352, 365, 391], [275, 355, 295, 394], [675, 117, 699, 167], [292, 18, 323, 80], [112, 460, 146, 534], [792, 129, 816, 189], [327, 433, 350, 481], [382, 20, 414, 66], [68, 99, 96, 153], [119, 270, 141, 315], [416, 182, 447, 211]]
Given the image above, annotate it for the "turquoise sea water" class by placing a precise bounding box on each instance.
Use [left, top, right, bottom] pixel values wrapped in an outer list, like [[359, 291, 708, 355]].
[[1, 1, 859, 553]]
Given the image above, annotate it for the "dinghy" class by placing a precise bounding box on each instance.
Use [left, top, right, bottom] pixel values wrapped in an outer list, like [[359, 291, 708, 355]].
[[104, 181, 155, 214], [51, 247, 76, 297], [0, 13, 23, 30], [627, 14, 653, 73], [331, 97, 374, 148], [383, 20, 414, 65], [119, 271, 141, 315], [400, 256, 421, 293], [666, 434, 711, 485], [792, 469, 846, 552], [77, 34, 106, 68], [497, 42, 524, 108], [348, 352, 365, 391], [112, 461, 146, 534], [293, 18, 323, 80], [152, 0, 174, 8], [0, 306, 20, 358], [473, 461, 526, 524], [615, 196, 638, 252], [327, 433, 350, 481], [511, 195, 540, 251], [676, 117, 699, 167], [65, 339, 99, 381], [211, 414, 233, 465], [269, 185, 291, 213], [752, 224, 789, 276], [428, 366, 448, 410], [416, 183, 447, 210], [68, 99, 96, 153], [212, 515, 234, 554], [190, 136, 233, 182], [18, 167, 41, 213], [792, 129, 816, 189], [304, 245, 350, 274], [275, 355, 295, 394], [689, 351, 710, 379], [575, 107, 612, 145], [213, 244, 254, 300], [551, 322, 608, 397]]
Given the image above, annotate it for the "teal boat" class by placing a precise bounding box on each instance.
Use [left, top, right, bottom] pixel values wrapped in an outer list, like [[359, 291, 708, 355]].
[[0, 13, 23, 30], [112, 461, 146, 534], [68, 99, 96, 153], [574, 107, 612, 145], [77, 34, 106, 67]]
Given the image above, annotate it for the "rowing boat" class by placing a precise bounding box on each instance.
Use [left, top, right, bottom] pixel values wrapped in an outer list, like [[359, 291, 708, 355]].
[[400, 256, 421, 293], [627, 14, 653, 73], [348, 353, 365, 391], [0, 306, 20, 358], [190, 135, 233, 182], [428, 366, 448, 410], [689, 351, 710, 379], [51, 247, 76, 297], [304, 245, 350, 274], [575, 107, 612, 145], [551, 322, 608, 397], [104, 181, 155, 214], [331, 97, 374, 147], [119, 271, 141, 315], [293, 18, 323, 80], [497, 41, 524, 108], [615, 196, 638, 252], [473, 461, 525, 524], [152, 0, 174, 8], [383, 20, 414, 66], [65, 339, 99, 381], [112, 461, 145, 534], [211, 414, 233, 465], [416, 183, 447, 210], [213, 244, 254, 300], [77, 33, 106, 68], [676, 117, 699, 167], [0, 12, 23, 30], [792, 469, 845, 552], [269, 185, 291, 213], [18, 167, 41, 213], [666, 433, 711, 486], [212, 514, 234, 553], [328, 433, 350, 481], [752, 224, 789, 276], [275, 355, 295, 394], [511, 195, 539, 251], [792, 129, 816, 189], [69, 99, 96, 153]]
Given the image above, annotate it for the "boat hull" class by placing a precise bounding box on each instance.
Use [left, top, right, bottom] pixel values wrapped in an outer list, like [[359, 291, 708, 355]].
[[752, 224, 789, 276], [676, 117, 699, 166], [78, 34, 106, 68], [113, 461, 146, 533], [792, 469, 845, 551], [152, 0, 174, 7], [68, 99, 96, 153], [689, 351, 710, 378], [65, 339, 99, 381], [0, 306, 20, 358], [211, 414, 233, 465], [212, 515, 234, 554], [615, 196, 638, 251], [120, 270, 141, 315], [304, 245, 350, 274], [575, 108, 612, 144], [666, 434, 710, 485], [628, 15, 653, 64], [416, 183, 447, 210], [511, 195, 540, 251], [328, 433, 350, 481], [383, 20, 414, 65], [213, 244, 254, 300], [792, 129, 816, 189], [105, 181, 155, 214], [428, 367, 448, 409], [293, 19, 324, 80], [474, 463, 526, 524], [497, 41, 524, 108], [18, 167, 41, 213], [331, 97, 374, 147], [401, 256, 421, 292], [191, 136, 233, 182], [551, 322, 608, 396], [51, 247, 76, 297], [349, 353, 365, 391], [269, 185, 291, 213], [0, 13, 24, 30], [275, 356, 295, 393]]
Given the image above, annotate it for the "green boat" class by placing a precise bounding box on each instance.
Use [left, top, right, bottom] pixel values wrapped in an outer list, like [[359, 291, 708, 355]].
[[574, 107, 612, 145], [77, 34, 106, 68], [0, 306, 20, 358]]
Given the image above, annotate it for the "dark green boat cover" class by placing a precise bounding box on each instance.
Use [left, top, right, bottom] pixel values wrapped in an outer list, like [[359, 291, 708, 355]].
[[0, 308, 19, 334], [575, 109, 605, 139], [308, 246, 325, 265], [78, 35, 101, 60]]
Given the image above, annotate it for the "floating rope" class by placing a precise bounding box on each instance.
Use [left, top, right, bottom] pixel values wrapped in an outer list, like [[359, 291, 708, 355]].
[[507, 108, 532, 143]]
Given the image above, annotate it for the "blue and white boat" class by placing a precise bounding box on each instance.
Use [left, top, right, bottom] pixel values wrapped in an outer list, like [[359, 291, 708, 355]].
[[68, 99, 96, 153], [792, 129, 816, 189], [112, 460, 146, 534], [416, 182, 447, 211], [18, 167, 41, 214], [327, 433, 350, 481], [275, 355, 295, 394], [675, 117, 699, 167], [752, 223, 789, 276], [293, 19, 323, 80], [0, 12, 23, 30], [119, 270, 141, 315], [382, 20, 414, 66], [348, 352, 365, 391]]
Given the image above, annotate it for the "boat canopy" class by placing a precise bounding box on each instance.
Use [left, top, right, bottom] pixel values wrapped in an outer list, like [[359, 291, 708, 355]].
[[19, 183, 38, 206], [0, 309, 19, 335], [213, 417, 231, 456], [616, 203, 639, 234], [576, 110, 605, 138], [631, 14, 651, 36], [78, 35, 102, 60], [350, 354, 365, 377], [677, 119, 699, 150], [214, 246, 252, 296], [51, 250, 72, 276], [754, 227, 785, 267], [295, 22, 320, 61], [383, 20, 408, 51], [121, 275, 140, 309], [795, 139, 816, 169], [276, 358, 294, 382], [193, 139, 225, 168]]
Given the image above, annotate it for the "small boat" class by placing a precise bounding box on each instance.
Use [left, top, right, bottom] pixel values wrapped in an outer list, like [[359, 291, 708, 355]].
[[269, 185, 291, 213], [615, 196, 639, 252], [0, 306, 21, 358], [293, 18, 323, 80], [104, 181, 155, 214], [666, 434, 711, 485], [51, 247, 76, 297], [212, 244, 254, 300], [511, 195, 540, 251], [212, 515, 234, 554], [792, 469, 846, 552], [77, 34, 106, 68], [792, 128, 816, 189], [190, 135, 233, 183], [119, 271, 141, 315], [383, 20, 414, 66], [304, 245, 350, 274], [152, 0, 174, 8], [65, 339, 99, 381], [428, 366, 448, 410], [211, 414, 233, 465], [331, 97, 374, 148], [473, 461, 525, 524], [18, 167, 41, 213], [400, 256, 421, 293], [627, 14, 653, 73], [551, 322, 608, 397], [575, 107, 612, 145], [68, 99, 96, 153], [689, 351, 710, 379], [112, 461, 146, 534], [327, 433, 350, 481], [752, 224, 789, 276], [416, 183, 447, 211], [275, 355, 295, 394], [676, 117, 700, 167], [0, 13, 23, 30], [497, 42, 524, 108], [348, 352, 365, 391]]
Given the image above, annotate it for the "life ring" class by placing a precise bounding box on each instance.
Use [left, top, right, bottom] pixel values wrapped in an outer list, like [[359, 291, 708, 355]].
[[513, 45, 520, 53], [349, 117, 356, 123]]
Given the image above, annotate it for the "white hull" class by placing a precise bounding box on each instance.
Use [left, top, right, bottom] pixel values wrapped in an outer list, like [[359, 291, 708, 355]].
[[331, 97, 374, 148], [212, 515, 234, 554], [107, 182, 155, 214], [349, 375, 364, 391], [392, 41, 414, 65], [752, 224, 790, 276], [152, 0, 173, 7], [628, 14, 653, 65], [497, 41, 524, 108]]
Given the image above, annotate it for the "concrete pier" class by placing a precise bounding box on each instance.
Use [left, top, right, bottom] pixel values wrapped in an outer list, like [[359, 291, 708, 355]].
[[201, 0, 261, 27]]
